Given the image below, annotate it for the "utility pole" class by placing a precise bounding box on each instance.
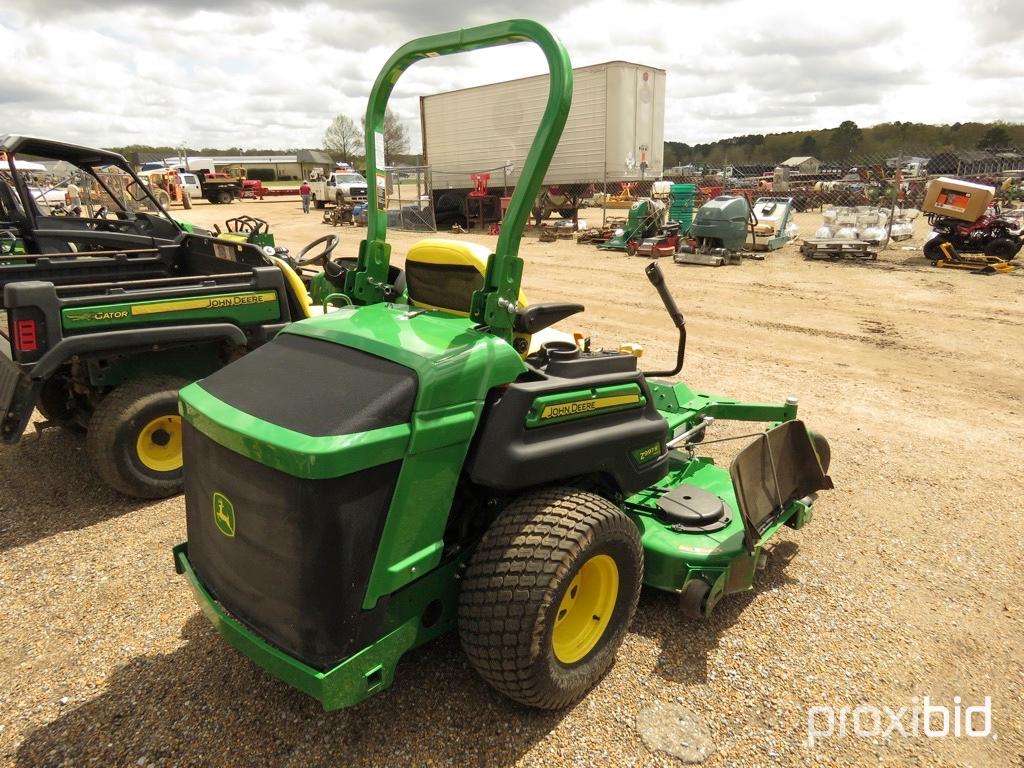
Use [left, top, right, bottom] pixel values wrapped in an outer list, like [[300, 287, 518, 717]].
[[882, 151, 902, 251]]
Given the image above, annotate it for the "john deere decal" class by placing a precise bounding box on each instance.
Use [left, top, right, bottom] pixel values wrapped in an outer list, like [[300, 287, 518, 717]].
[[62, 291, 279, 329], [213, 492, 236, 538], [526, 384, 645, 427]]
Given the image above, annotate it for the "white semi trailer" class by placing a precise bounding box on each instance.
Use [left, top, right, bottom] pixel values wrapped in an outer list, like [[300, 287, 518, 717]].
[[420, 60, 666, 227]]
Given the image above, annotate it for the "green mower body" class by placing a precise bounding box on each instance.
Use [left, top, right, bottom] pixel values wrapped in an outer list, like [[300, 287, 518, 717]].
[[598, 198, 665, 251], [174, 19, 833, 712], [691, 195, 751, 251]]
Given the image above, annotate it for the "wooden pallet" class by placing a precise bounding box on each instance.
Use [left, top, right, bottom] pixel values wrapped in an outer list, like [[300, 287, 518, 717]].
[[800, 239, 877, 260]]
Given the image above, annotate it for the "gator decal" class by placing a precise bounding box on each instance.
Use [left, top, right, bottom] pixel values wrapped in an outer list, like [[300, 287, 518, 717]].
[[62, 291, 280, 329], [526, 383, 645, 427]]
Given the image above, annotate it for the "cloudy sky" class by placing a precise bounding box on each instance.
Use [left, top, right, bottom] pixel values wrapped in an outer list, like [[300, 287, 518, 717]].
[[2, 0, 1021, 151]]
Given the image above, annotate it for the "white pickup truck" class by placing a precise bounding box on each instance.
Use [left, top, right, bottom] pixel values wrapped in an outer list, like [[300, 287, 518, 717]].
[[306, 170, 369, 209], [178, 172, 203, 200]]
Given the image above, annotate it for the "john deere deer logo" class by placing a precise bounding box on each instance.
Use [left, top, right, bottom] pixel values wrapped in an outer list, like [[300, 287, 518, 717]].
[[213, 492, 236, 538]]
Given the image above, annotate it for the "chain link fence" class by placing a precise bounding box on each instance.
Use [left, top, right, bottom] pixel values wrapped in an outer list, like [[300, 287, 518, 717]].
[[659, 148, 1024, 210], [389, 148, 1024, 248], [381, 165, 436, 232]]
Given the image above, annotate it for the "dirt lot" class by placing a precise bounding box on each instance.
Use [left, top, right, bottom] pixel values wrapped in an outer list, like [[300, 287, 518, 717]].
[[2, 198, 1022, 767]]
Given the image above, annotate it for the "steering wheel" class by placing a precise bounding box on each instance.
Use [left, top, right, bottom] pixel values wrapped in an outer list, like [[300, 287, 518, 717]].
[[295, 234, 339, 266], [226, 215, 268, 235]]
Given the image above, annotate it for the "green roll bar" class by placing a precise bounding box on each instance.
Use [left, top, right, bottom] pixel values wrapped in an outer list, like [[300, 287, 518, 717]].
[[346, 19, 573, 341]]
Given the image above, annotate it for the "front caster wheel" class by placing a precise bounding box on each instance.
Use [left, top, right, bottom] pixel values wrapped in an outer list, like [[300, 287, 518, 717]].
[[680, 578, 710, 620], [458, 487, 643, 709]]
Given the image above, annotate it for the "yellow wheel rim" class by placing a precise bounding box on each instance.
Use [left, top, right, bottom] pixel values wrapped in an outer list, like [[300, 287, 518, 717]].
[[135, 414, 183, 473], [552, 554, 619, 664]]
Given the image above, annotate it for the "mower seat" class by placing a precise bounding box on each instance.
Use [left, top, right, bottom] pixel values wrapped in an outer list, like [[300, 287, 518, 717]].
[[405, 238, 571, 356], [405, 238, 526, 314]]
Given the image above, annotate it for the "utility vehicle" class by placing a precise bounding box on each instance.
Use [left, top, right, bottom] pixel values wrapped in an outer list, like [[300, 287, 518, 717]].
[[0, 135, 337, 497], [174, 20, 833, 711]]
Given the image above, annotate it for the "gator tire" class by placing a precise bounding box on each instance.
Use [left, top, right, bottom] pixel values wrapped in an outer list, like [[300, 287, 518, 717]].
[[86, 376, 188, 498], [37, 375, 89, 433], [458, 487, 643, 709]]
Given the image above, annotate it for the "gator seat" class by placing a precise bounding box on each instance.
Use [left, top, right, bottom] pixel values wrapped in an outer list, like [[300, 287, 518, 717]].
[[266, 255, 314, 319]]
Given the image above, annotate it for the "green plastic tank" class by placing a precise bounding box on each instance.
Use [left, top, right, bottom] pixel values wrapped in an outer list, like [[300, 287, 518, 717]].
[[669, 183, 696, 233]]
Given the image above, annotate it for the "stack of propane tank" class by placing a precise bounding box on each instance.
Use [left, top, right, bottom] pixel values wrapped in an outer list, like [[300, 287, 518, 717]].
[[813, 206, 918, 244]]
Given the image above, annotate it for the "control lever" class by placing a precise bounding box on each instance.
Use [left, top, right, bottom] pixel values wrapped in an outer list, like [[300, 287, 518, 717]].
[[642, 261, 687, 378]]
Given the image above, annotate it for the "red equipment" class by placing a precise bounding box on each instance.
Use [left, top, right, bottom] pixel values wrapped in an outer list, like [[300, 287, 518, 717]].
[[469, 173, 490, 197]]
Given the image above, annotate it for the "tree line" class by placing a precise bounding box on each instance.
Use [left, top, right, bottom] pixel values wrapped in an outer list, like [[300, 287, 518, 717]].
[[665, 121, 1024, 169], [108, 117, 1022, 171], [107, 108, 412, 167]]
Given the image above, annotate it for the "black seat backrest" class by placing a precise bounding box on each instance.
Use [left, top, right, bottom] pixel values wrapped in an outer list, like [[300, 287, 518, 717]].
[[0, 180, 27, 230]]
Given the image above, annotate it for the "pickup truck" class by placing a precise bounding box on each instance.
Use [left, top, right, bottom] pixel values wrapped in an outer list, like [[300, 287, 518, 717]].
[[306, 169, 369, 209], [178, 172, 203, 200], [1, 135, 336, 498], [194, 170, 242, 204]]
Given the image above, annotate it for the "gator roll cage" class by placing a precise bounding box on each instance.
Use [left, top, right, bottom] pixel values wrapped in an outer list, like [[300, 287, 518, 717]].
[[346, 19, 574, 342]]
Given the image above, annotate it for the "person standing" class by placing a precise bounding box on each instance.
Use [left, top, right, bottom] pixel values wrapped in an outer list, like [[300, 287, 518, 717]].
[[66, 179, 82, 215], [299, 181, 312, 214]]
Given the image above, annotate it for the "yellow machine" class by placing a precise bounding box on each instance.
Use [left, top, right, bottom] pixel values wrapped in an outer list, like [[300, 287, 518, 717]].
[[935, 241, 1016, 274]]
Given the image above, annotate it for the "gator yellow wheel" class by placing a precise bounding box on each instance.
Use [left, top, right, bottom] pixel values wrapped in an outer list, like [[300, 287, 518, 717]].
[[136, 415, 183, 472], [86, 376, 188, 499], [552, 554, 619, 664], [458, 487, 643, 709]]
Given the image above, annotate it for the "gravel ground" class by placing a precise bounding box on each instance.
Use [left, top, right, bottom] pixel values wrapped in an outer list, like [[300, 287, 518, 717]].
[[2, 199, 1022, 767]]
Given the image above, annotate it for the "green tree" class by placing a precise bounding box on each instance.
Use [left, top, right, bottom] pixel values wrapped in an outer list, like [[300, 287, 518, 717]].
[[799, 134, 819, 156], [362, 108, 409, 161], [977, 125, 1011, 149], [744, 134, 765, 159], [828, 120, 863, 158], [323, 114, 363, 163]]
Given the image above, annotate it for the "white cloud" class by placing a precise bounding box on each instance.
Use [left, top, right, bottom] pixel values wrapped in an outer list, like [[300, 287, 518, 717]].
[[1, 0, 1022, 153]]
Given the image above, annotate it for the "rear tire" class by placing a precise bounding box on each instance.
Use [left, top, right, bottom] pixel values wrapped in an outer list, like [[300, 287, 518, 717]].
[[458, 487, 642, 709], [216, 189, 233, 205], [984, 237, 1021, 260], [86, 376, 187, 498]]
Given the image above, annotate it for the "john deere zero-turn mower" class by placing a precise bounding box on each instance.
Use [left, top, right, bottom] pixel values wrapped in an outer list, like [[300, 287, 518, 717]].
[[173, 20, 833, 711]]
